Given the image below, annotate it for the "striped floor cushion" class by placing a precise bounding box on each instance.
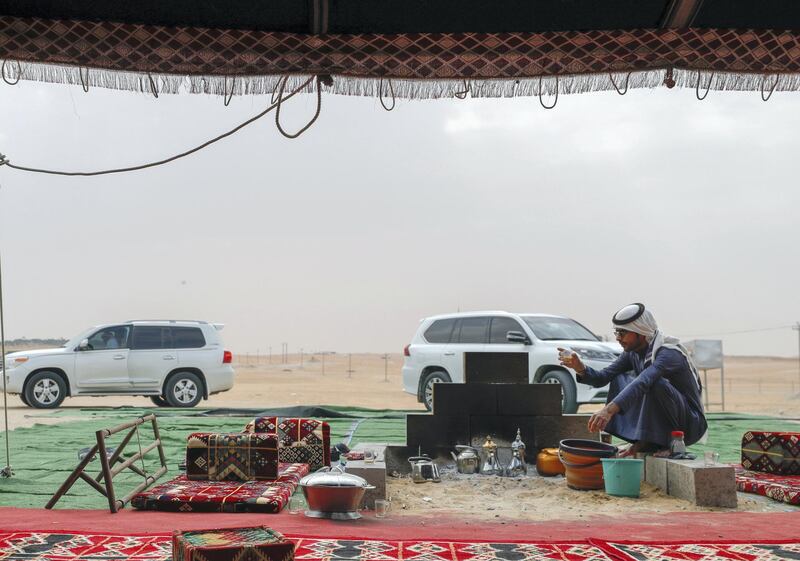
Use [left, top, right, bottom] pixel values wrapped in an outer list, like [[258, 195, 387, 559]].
[[735, 465, 800, 506], [131, 463, 309, 513]]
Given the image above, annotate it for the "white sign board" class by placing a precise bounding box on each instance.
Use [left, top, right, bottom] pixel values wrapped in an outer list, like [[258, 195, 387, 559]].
[[683, 339, 723, 369]]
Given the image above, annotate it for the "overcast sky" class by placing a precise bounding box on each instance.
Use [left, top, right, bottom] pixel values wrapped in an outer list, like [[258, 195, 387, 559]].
[[0, 79, 798, 357]]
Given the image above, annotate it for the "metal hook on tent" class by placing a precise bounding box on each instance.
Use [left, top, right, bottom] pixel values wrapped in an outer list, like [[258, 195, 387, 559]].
[[274, 75, 323, 139], [1, 60, 21, 86], [454, 80, 471, 100], [695, 71, 713, 100], [147, 73, 159, 99], [379, 78, 396, 111], [223, 76, 236, 107], [79, 67, 90, 93], [609, 72, 631, 95], [538, 76, 558, 109], [760, 74, 778, 102]]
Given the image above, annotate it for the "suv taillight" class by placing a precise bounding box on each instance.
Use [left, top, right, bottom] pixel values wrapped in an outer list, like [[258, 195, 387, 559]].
[[223, 350, 232, 364], [403, 344, 410, 357]]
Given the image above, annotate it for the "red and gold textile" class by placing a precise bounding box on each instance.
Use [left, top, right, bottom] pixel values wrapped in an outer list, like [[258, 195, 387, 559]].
[[186, 432, 279, 482], [735, 466, 800, 506], [131, 463, 308, 513], [4, 532, 800, 561], [243, 417, 330, 471], [173, 527, 294, 561], [741, 431, 800, 475], [2, 15, 800, 98], [592, 540, 800, 561], [0, 532, 611, 561]]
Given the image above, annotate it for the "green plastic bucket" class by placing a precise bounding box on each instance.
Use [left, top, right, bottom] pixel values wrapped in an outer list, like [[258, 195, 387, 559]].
[[601, 458, 643, 498]]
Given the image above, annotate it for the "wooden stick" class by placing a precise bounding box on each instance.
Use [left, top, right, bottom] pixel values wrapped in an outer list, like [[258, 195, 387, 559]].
[[45, 444, 98, 509], [96, 429, 117, 513]]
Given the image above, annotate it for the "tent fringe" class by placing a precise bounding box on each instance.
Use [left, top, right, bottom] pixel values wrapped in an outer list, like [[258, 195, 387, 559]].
[[3, 61, 800, 99]]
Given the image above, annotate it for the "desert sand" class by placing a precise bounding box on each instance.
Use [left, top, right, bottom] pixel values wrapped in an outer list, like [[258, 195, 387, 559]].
[[3, 352, 799, 431]]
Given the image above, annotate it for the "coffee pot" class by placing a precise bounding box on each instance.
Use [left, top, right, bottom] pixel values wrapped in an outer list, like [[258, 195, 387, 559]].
[[408, 455, 441, 483], [450, 445, 482, 474], [480, 435, 503, 476]]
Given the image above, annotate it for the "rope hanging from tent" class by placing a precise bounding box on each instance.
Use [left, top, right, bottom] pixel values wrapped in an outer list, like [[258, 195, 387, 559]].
[[0, 75, 319, 176]]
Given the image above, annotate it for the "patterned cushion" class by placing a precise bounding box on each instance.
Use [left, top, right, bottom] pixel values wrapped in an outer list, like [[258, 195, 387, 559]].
[[735, 465, 800, 505], [243, 417, 331, 471], [173, 527, 294, 561], [132, 463, 308, 513], [741, 431, 800, 475], [186, 432, 279, 481]]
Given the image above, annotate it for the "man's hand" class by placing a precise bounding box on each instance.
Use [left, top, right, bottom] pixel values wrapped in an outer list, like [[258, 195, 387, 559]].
[[558, 347, 586, 374], [588, 402, 620, 433]]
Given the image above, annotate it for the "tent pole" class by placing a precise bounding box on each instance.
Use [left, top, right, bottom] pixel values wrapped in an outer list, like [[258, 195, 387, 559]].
[[0, 184, 11, 478]]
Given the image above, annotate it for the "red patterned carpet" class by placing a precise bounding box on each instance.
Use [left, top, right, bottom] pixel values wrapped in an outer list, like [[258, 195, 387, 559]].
[[2, 532, 800, 561], [591, 540, 800, 561]]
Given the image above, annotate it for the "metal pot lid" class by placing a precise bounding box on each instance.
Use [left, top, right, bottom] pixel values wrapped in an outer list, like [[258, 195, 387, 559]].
[[299, 466, 370, 488]]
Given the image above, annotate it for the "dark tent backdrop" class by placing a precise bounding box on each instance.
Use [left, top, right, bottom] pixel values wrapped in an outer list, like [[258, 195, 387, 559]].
[[2, 0, 800, 100]]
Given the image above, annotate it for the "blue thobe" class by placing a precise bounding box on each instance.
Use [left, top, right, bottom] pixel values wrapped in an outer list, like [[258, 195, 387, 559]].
[[579, 343, 707, 449]]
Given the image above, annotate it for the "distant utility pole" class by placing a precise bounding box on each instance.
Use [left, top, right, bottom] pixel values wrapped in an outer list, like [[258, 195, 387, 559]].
[[300, 348, 304, 368], [794, 322, 800, 387], [382, 353, 389, 382], [321, 352, 325, 376], [268, 346, 272, 364], [347, 353, 353, 378]]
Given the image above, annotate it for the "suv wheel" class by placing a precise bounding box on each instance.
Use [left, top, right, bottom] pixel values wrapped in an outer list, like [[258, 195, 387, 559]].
[[149, 395, 170, 407], [422, 370, 451, 412], [541, 369, 578, 414], [165, 372, 204, 408], [24, 371, 67, 408]]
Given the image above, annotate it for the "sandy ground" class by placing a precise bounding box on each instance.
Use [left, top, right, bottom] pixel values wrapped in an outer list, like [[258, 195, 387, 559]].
[[385, 467, 783, 521], [3, 353, 799, 431], [2, 353, 798, 519]]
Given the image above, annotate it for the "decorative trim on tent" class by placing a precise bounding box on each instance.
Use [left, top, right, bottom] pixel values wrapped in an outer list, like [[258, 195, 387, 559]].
[[2, 16, 800, 98]]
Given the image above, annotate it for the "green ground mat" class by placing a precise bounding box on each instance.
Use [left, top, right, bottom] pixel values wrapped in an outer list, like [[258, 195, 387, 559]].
[[0, 408, 797, 510]]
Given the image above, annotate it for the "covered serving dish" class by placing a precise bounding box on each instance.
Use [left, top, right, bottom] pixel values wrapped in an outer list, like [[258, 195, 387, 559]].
[[298, 466, 375, 520]]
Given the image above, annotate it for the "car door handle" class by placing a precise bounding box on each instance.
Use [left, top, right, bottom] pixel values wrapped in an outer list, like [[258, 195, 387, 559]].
[[443, 352, 455, 356], [163, 355, 175, 360], [112, 354, 125, 360]]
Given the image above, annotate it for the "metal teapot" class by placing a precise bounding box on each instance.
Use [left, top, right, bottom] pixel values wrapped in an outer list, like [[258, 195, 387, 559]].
[[408, 455, 441, 483], [450, 445, 482, 474]]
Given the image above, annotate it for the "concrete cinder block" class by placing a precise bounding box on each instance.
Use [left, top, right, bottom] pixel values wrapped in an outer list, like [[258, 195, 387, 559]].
[[645, 456, 668, 489], [665, 459, 737, 508], [434, 383, 498, 416], [531, 415, 595, 449], [347, 443, 387, 509], [406, 413, 469, 451], [496, 384, 562, 416]]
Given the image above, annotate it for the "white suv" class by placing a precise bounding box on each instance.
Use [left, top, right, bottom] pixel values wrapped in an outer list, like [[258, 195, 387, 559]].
[[2, 320, 235, 408], [402, 311, 620, 413]]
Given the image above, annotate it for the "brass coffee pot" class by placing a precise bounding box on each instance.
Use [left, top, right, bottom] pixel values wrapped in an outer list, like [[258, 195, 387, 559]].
[[480, 435, 503, 476]]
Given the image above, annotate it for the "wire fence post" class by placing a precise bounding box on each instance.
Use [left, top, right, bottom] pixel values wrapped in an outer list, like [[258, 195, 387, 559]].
[[794, 322, 800, 388]]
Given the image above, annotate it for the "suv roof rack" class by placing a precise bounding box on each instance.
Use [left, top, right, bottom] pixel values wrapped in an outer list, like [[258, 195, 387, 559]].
[[123, 319, 209, 324]]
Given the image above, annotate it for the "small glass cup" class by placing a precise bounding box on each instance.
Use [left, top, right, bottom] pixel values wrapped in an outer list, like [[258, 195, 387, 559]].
[[374, 499, 390, 518], [364, 450, 376, 463], [704, 451, 720, 466], [288, 493, 306, 514], [558, 347, 574, 362]]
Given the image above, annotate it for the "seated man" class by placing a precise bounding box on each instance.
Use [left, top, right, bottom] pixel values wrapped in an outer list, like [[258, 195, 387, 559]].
[[101, 330, 120, 349], [560, 303, 707, 456]]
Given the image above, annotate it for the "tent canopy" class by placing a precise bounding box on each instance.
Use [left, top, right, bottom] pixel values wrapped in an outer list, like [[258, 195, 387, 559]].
[[2, 0, 800, 98]]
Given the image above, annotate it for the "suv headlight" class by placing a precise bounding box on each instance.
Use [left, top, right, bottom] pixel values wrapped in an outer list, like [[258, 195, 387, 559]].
[[5, 356, 28, 370], [571, 347, 617, 362]]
